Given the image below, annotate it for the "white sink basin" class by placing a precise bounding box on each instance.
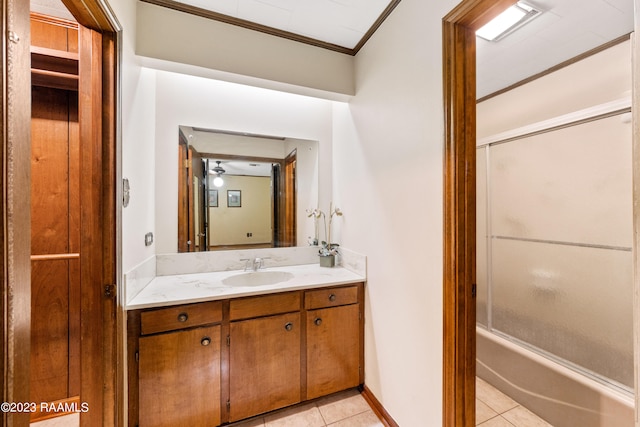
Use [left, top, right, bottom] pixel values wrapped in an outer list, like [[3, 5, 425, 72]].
[[222, 270, 294, 287]]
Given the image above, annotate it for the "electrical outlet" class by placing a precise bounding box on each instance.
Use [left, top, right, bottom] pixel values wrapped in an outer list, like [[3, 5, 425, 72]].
[[246, 232, 252, 237], [145, 232, 154, 246]]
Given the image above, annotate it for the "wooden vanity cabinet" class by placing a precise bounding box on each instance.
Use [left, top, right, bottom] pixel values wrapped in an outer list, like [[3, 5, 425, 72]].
[[228, 291, 301, 421], [128, 283, 364, 427], [305, 286, 362, 399], [139, 326, 221, 427], [130, 301, 223, 427]]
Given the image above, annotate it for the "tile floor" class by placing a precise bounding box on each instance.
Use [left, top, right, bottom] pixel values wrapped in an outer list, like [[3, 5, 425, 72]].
[[476, 377, 552, 427], [31, 380, 553, 427], [230, 389, 384, 427]]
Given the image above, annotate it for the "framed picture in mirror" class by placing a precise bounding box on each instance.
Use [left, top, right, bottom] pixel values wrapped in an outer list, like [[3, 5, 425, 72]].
[[228, 190, 241, 207], [208, 189, 218, 207]]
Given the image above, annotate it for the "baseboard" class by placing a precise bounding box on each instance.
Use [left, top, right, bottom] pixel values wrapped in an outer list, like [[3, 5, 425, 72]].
[[360, 385, 399, 427]]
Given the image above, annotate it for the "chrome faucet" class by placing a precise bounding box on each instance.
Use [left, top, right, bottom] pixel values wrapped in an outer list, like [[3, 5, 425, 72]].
[[240, 257, 269, 271]]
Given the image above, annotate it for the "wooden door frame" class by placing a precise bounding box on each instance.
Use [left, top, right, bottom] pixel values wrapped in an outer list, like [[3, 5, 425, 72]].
[[443, 2, 640, 427], [441, 1, 515, 426], [2, 0, 33, 424], [2, 0, 122, 425], [283, 150, 297, 247]]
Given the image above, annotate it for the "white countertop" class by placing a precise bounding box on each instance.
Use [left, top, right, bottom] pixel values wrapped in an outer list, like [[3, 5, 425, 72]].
[[126, 264, 366, 310]]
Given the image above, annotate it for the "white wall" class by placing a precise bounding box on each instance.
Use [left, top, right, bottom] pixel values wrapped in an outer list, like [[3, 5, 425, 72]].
[[116, 0, 461, 424], [477, 40, 631, 139], [332, 0, 459, 424], [107, 0, 158, 275]]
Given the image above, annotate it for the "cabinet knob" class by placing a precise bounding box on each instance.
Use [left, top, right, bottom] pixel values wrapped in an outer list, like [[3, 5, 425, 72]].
[[329, 294, 336, 302], [177, 313, 189, 322], [201, 337, 211, 346], [314, 317, 322, 326], [284, 322, 294, 331]]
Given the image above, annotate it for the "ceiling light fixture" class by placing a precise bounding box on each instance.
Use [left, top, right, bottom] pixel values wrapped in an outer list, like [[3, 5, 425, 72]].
[[476, 2, 540, 42], [211, 161, 225, 188]]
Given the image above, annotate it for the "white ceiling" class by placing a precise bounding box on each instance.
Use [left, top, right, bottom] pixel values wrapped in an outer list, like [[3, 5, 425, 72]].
[[31, 0, 75, 20], [476, 0, 634, 98], [171, 0, 394, 49]]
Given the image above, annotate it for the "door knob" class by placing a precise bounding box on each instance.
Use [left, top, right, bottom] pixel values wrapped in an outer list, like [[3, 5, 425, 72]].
[[201, 337, 211, 346], [177, 313, 188, 322], [314, 318, 322, 326], [284, 322, 293, 331]]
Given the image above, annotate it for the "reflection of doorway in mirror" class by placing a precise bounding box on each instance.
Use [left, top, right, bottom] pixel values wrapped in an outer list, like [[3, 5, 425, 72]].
[[194, 176, 200, 249], [283, 150, 297, 247], [177, 126, 319, 252], [208, 175, 271, 248]]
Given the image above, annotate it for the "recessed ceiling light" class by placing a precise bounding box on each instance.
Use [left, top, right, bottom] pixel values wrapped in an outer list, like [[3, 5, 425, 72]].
[[476, 2, 540, 42]]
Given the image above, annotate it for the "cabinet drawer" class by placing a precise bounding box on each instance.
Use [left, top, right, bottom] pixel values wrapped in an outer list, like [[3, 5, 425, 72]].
[[230, 291, 301, 321], [305, 286, 358, 310], [141, 301, 223, 335]]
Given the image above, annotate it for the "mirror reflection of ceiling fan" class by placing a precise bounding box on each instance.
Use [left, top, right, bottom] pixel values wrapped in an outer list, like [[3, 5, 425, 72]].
[[208, 159, 272, 180]]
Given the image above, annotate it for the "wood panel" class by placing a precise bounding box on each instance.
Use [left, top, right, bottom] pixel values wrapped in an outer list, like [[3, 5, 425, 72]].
[[304, 286, 358, 309], [30, 83, 81, 409], [229, 312, 301, 421], [139, 326, 221, 427], [229, 291, 301, 320], [141, 301, 223, 335], [30, 260, 70, 403], [30, 13, 78, 52]]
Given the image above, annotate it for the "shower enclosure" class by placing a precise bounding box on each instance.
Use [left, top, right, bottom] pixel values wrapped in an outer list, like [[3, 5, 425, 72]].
[[476, 106, 635, 426]]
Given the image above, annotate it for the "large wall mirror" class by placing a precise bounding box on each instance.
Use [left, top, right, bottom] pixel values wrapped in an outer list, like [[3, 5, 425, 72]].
[[178, 126, 318, 252]]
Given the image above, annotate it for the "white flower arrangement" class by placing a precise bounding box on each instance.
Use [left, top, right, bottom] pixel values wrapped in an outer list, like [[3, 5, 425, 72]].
[[308, 203, 343, 256]]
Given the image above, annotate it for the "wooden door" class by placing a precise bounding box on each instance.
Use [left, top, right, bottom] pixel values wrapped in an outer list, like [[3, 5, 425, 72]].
[[306, 304, 360, 399], [139, 326, 221, 427], [283, 151, 297, 247], [191, 149, 206, 251], [229, 312, 301, 421], [178, 142, 206, 252], [178, 138, 189, 252]]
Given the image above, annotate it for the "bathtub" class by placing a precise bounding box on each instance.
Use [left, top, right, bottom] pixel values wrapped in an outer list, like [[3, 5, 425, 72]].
[[476, 327, 635, 427]]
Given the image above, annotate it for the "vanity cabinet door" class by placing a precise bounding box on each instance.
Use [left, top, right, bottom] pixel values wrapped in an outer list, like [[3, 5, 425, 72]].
[[138, 326, 221, 427], [229, 312, 301, 422], [306, 304, 360, 400]]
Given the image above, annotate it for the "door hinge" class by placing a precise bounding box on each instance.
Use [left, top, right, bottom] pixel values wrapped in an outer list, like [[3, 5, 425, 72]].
[[184, 159, 190, 168], [104, 284, 116, 298], [135, 351, 139, 363], [471, 283, 477, 298], [226, 400, 230, 412], [226, 335, 230, 346], [8, 31, 20, 44]]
